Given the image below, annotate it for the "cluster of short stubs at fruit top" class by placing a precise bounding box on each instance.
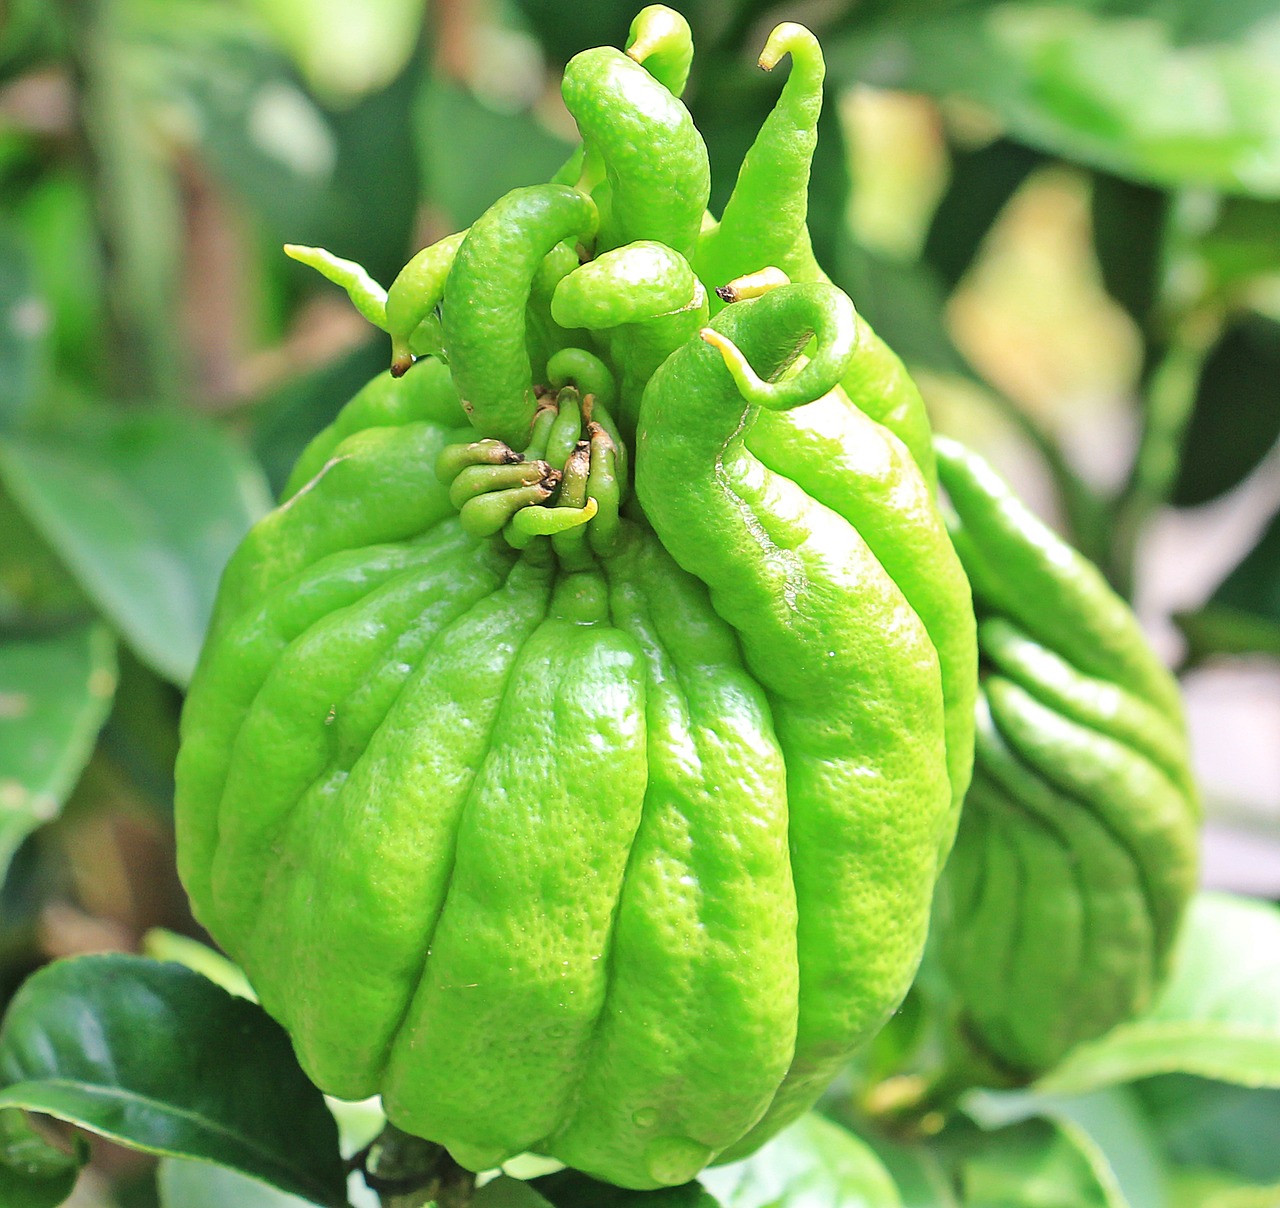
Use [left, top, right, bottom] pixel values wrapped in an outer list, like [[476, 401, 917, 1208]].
[[174, 4, 1199, 1194]]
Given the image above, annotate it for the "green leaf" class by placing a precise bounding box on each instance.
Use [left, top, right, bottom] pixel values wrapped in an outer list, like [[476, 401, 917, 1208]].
[[1041, 893, 1280, 1094], [0, 624, 117, 878], [0, 484, 90, 633], [1090, 172, 1169, 326], [0, 1107, 85, 1208], [473, 1175, 558, 1208], [924, 138, 1043, 291], [1199, 197, 1280, 289], [1134, 1075, 1280, 1187], [0, 410, 271, 686], [157, 1156, 315, 1208], [965, 1085, 1167, 1208], [417, 78, 574, 230], [141, 929, 255, 1001], [0, 224, 49, 431], [1175, 502, 1280, 660], [827, 5, 1280, 196], [533, 1169, 717, 1208], [864, 1138, 960, 1208], [0, 954, 347, 1207], [958, 1116, 1127, 1207], [1168, 1167, 1280, 1208], [699, 1115, 902, 1208], [1171, 314, 1280, 507]]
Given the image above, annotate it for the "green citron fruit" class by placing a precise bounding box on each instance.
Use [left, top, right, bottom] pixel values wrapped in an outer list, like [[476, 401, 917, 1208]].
[[175, 10, 977, 1192], [931, 437, 1200, 1081]]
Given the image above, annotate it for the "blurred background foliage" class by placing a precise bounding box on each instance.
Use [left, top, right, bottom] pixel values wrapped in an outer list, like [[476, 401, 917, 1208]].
[[1, 0, 1280, 1203]]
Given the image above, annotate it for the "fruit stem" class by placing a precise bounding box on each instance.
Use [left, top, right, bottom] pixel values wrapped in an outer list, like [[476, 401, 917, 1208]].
[[361, 1122, 475, 1208]]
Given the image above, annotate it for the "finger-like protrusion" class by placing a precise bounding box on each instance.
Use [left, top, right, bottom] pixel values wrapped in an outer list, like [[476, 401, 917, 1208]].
[[505, 497, 599, 549], [448, 461, 551, 511], [284, 244, 388, 330], [458, 481, 557, 538], [444, 186, 598, 446], [544, 388, 584, 471], [386, 231, 468, 375], [435, 439, 521, 484], [698, 284, 857, 412], [546, 348, 618, 415], [624, 5, 694, 98], [586, 423, 621, 557]]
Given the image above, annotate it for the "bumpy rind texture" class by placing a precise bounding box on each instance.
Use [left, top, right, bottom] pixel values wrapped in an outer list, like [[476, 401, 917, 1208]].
[[175, 354, 975, 1189], [177, 12, 981, 1187], [931, 436, 1200, 1081]]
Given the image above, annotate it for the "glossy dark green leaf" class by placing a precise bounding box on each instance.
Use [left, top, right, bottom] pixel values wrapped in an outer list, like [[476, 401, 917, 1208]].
[[1172, 313, 1280, 506], [924, 138, 1043, 291], [0, 1108, 85, 1208], [0, 624, 116, 879], [0, 224, 49, 431], [1135, 1076, 1280, 1186], [1177, 504, 1280, 660], [0, 955, 347, 1207], [1091, 171, 1169, 325], [1042, 894, 1280, 1094], [417, 78, 574, 230], [534, 1169, 717, 1208], [473, 1176, 558, 1208], [827, 5, 1280, 197], [0, 410, 271, 686], [699, 1114, 902, 1208]]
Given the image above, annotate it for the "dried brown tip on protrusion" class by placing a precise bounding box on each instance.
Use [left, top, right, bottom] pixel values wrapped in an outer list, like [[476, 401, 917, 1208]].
[[540, 467, 563, 493], [587, 420, 614, 451], [390, 353, 414, 377], [720, 266, 790, 303]]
